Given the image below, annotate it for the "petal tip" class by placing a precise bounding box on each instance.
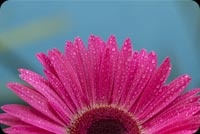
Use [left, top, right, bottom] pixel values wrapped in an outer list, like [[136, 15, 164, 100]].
[[125, 38, 131, 43], [6, 83, 16, 88], [108, 35, 116, 40], [184, 74, 192, 80], [1, 105, 8, 111], [18, 68, 27, 74]]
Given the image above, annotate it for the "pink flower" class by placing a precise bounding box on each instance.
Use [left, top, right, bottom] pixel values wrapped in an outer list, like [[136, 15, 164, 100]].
[[0, 35, 199, 134]]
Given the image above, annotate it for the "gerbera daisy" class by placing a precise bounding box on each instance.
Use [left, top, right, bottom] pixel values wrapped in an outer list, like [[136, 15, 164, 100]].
[[0, 35, 199, 134]]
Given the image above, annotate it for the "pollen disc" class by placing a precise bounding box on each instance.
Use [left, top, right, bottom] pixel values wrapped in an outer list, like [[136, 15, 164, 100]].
[[69, 106, 141, 134]]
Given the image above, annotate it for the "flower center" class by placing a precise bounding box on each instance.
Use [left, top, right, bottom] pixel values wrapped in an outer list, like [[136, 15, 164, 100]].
[[69, 106, 141, 134], [87, 118, 126, 134]]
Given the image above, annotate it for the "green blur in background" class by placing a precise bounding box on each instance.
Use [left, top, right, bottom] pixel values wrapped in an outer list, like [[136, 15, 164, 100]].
[[0, 1, 200, 112]]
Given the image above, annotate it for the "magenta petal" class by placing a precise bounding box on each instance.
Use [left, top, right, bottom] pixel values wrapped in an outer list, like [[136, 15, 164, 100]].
[[123, 50, 157, 110], [111, 38, 133, 105], [36, 53, 57, 75], [7, 82, 65, 126], [113, 50, 138, 106], [1, 104, 66, 134], [18, 69, 71, 124], [151, 115, 200, 134], [72, 37, 90, 105], [97, 47, 112, 103], [117, 38, 134, 105], [171, 88, 200, 105], [97, 35, 118, 104], [65, 37, 90, 106], [44, 69, 76, 114], [0, 113, 26, 126], [4, 125, 54, 134], [133, 57, 171, 116], [105, 35, 119, 104], [144, 97, 200, 131], [48, 49, 85, 109], [87, 35, 105, 105], [137, 75, 191, 122]]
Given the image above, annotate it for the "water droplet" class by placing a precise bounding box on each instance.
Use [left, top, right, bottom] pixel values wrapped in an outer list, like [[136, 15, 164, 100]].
[[73, 52, 76, 55], [112, 48, 116, 51]]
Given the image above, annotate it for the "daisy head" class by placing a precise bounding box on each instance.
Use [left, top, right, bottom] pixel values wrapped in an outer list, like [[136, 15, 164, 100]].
[[0, 35, 200, 134]]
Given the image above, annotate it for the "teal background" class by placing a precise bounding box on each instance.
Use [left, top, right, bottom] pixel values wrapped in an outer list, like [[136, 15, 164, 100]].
[[0, 1, 200, 109]]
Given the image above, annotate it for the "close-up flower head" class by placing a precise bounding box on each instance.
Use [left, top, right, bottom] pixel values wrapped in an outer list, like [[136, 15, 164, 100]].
[[0, 35, 199, 134]]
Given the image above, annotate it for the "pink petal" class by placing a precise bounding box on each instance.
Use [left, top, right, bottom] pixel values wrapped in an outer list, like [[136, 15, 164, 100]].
[[87, 35, 105, 105], [133, 57, 171, 114], [105, 35, 119, 104], [151, 115, 200, 134], [18, 69, 71, 124], [0, 113, 26, 126], [65, 37, 90, 106], [112, 38, 133, 105], [144, 97, 200, 131], [171, 88, 200, 105], [4, 125, 54, 134], [113, 50, 138, 106], [166, 96, 200, 114], [7, 83, 65, 126], [131, 57, 170, 117], [1, 104, 66, 134], [123, 50, 157, 110], [97, 35, 118, 104], [138, 74, 191, 123], [36, 53, 57, 76], [48, 48, 86, 109], [44, 69, 76, 114]]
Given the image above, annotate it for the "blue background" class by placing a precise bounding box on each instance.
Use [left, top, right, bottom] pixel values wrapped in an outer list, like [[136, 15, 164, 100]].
[[0, 1, 200, 108]]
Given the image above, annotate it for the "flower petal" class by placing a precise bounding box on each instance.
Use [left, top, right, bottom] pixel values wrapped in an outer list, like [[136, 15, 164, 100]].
[[151, 115, 200, 134], [137, 74, 191, 123], [124, 50, 157, 110], [4, 125, 54, 134], [36, 53, 57, 76], [44, 69, 76, 114], [97, 35, 118, 104], [144, 97, 200, 131], [65, 37, 90, 106], [87, 35, 106, 105], [48, 48, 86, 110], [7, 82, 65, 126], [18, 69, 71, 124], [132, 57, 171, 116], [171, 88, 200, 105], [1, 104, 66, 134], [0, 113, 26, 126], [112, 38, 133, 105]]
